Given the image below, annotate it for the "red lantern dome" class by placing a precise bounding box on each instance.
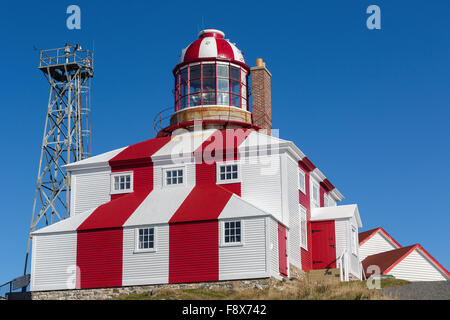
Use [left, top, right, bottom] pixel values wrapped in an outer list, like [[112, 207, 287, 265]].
[[178, 29, 246, 67]]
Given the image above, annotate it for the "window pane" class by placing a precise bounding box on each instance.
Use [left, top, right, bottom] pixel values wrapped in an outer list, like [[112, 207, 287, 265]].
[[231, 80, 240, 94], [241, 70, 247, 85], [190, 79, 201, 93], [178, 177, 183, 184], [180, 96, 187, 109], [190, 65, 201, 79], [217, 64, 229, 78], [181, 83, 188, 96], [203, 78, 215, 92], [220, 173, 226, 180], [230, 94, 240, 108], [202, 64, 215, 77], [203, 93, 216, 105], [181, 68, 188, 82], [232, 172, 237, 179], [217, 93, 229, 105], [190, 93, 201, 106], [167, 178, 171, 185], [230, 66, 240, 80], [217, 79, 229, 92]]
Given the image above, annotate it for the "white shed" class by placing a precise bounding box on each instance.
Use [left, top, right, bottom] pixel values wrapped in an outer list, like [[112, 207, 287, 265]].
[[310, 204, 363, 280], [362, 244, 449, 282], [358, 227, 401, 261]]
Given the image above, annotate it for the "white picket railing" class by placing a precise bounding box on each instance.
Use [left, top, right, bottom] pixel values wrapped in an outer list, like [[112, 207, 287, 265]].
[[337, 249, 349, 282]]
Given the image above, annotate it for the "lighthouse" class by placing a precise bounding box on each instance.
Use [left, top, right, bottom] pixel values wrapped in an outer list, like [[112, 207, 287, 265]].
[[29, 29, 372, 298], [157, 29, 264, 136]]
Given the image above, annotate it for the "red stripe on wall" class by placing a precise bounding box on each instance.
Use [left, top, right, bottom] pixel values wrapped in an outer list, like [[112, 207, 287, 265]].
[[169, 221, 219, 283], [76, 136, 172, 289], [169, 185, 233, 223], [77, 228, 123, 289], [219, 183, 241, 196]]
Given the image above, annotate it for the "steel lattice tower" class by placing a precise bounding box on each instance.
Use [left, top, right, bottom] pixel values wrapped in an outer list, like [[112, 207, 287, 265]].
[[24, 44, 94, 274]]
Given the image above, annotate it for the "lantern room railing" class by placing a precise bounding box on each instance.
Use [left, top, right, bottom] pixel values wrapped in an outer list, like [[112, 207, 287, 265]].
[[153, 107, 173, 135]]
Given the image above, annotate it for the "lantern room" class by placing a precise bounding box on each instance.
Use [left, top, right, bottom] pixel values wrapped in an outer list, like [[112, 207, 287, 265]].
[[166, 29, 254, 134]]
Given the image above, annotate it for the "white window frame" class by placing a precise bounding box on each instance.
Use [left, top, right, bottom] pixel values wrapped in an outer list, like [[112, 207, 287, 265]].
[[299, 205, 308, 250], [135, 226, 156, 253], [216, 161, 241, 185], [163, 166, 186, 187], [310, 180, 320, 208], [351, 226, 358, 255], [298, 169, 306, 194], [110, 171, 133, 195], [220, 219, 243, 247], [323, 193, 329, 207]]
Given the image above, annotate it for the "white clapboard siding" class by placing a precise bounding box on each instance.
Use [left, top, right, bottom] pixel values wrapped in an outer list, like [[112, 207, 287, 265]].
[[71, 167, 111, 216], [348, 216, 361, 278], [286, 155, 301, 269], [122, 225, 169, 286], [31, 232, 77, 291], [359, 232, 399, 261], [241, 154, 283, 221], [219, 217, 268, 280], [335, 218, 361, 280], [388, 249, 448, 281], [335, 219, 347, 261], [268, 217, 281, 279]]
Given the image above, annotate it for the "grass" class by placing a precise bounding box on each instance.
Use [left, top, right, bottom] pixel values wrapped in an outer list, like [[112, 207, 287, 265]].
[[114, 278, 411, 300]]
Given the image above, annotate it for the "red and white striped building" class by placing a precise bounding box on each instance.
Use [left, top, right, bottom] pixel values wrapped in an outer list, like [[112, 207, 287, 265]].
[[30, 29, 365, 292]]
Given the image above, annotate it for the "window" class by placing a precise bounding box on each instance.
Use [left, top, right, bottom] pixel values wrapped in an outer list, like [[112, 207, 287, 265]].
[[223, 220, 242, 244], [351, 227, 358, 255], [217, 162, 240, 184], [137, 227, 155, 251], [300, 205, 308, 249], [111, 172, 133, 194], [323, 194, 329, 207], [311, 181, 319, 208], [174, 62, 248, 111], [298, 169, 306, 194], [164, 168, 184, 186]]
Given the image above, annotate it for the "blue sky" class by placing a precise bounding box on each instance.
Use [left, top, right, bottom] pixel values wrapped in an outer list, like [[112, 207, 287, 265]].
[[0, 0, 449, 283]]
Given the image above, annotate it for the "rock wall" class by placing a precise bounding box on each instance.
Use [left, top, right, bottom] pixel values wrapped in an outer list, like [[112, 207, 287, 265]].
[[32, 278, 278, 300]]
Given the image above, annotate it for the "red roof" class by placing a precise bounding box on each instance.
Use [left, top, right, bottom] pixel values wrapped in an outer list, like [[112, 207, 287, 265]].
[[362, 244, 450, 277]]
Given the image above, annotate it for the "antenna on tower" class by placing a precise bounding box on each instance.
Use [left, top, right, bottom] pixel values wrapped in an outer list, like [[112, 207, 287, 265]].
[[23, 44, 94, 281]]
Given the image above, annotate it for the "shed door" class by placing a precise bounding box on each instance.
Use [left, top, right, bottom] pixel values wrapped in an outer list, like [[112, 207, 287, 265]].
[[311, 220, 336, 269], [278, 223, 288, 277]]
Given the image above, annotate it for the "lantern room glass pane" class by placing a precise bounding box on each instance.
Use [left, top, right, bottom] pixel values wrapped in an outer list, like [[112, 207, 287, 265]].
[[203, 92, 216, 105], [230, 94, 240, 108], [217, 64, 229, 78], [190, 65, 201, 79], [190, 79, 201, 93], [230, 66, 240, 80], [241, 70, 247, 86], [180, 68, 188, 82], [202, 64, 215, 77], [217, 79, 229, 92], [231, 80, 240, 95], [217, 93, 229, 105], [190, 93, 201, 106], [203, 78, 215, 92], [181, 83, 188, 96]]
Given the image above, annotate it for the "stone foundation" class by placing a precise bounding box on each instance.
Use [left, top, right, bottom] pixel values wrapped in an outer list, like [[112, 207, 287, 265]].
[[289, 264, 306, 280], [32, 278, 279, 300]]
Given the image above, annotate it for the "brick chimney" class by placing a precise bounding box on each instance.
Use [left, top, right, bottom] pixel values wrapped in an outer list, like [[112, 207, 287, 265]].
[[251, 58, 272, 135]]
